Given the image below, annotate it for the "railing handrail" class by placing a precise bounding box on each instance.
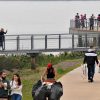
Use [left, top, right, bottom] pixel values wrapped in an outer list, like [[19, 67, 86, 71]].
[[0, 33, 99, 54], [4, 33, 69, 37]]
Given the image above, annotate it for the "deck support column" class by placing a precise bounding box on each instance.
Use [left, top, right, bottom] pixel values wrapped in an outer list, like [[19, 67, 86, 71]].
[[98, 35, 100, 48], [93, 37, 97, 47], [85, 34, 87, 48], [78, 35, 83, 47], [28, 53, 39, 70]]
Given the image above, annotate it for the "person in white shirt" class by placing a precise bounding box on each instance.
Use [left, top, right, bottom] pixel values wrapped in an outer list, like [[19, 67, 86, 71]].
[[10, 74, 22, 100]]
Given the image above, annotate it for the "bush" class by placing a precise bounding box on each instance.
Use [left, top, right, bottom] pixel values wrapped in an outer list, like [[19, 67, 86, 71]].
[[0, 55, 31, 71], [0, 51, 84, 71]]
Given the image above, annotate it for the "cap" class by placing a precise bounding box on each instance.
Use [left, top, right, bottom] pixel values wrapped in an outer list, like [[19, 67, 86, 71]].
[[47, 63, 52, 68]]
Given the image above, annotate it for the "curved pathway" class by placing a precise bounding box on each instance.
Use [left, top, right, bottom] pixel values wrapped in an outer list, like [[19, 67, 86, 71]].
[[58, 66, 100, 100]]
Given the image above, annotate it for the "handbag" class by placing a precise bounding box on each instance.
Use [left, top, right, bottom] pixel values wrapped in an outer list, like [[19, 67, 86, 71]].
[[81, 64, 87, 79]]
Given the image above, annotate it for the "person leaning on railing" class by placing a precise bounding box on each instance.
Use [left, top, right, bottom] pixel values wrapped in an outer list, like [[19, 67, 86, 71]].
[[0, 28, 7, 50]]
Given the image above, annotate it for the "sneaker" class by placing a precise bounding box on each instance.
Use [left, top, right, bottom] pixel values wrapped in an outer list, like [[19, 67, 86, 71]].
[[90, 79, 93, 82], [88, 78, 93, 83], [88, 80, 91, 82]]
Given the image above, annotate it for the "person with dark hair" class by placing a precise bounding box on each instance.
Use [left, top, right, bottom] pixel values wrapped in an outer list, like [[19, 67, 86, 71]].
[[41, 63, 56, 82], [83, 46, 99, 82], [10, 74, 22, 100], [83, 14, 87, 28], [75, 13, 80, 28], [0, 28, 7, 50], [97, 14, 100, 27], [32, 63, 63, 100], [0, 71, 10, 100], [80, 14, 85, 29], [89, 14, 95, 30]]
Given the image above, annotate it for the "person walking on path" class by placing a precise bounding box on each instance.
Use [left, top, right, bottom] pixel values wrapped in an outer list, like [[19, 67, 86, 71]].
[[0, 28, 7, 50], [10, 74, 22, 100], [83, 46, 99, 82], [0, 71, 10, 100]]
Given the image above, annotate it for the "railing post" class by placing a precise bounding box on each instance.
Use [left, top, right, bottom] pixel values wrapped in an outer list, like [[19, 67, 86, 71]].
[[72, 34, 74, 49], [85, 34, 87, 48], [45, 35, 47, 49], [98, 34, 100, 48], [3, 36, 5, 50], [31, 35, 34, 50], [17, 35, 20, 51], [97, 21, 99, 31], [59, 34, 61, 49], [86, 20, 87, 30]]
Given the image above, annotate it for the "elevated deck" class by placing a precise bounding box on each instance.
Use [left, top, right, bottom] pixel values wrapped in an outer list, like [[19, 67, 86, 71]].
[[69, 27, 100, 34], [69, 19, 100, 34]]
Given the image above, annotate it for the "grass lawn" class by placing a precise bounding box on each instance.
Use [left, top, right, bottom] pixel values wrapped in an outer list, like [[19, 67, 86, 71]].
[[8, 59, 82, 100]]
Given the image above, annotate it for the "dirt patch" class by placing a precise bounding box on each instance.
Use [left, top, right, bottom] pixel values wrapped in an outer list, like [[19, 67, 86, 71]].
[[54, 61, 81, 70]]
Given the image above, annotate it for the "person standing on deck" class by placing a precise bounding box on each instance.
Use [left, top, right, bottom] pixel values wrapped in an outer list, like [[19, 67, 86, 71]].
[[75, 13, 80, 28], [89, 14, 95, 30], [80, 14, 85, 29], [83, 14, 87, 28]]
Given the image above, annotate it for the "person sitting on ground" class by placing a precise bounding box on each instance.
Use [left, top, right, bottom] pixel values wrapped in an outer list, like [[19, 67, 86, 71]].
[[41, 63, 56, 83]]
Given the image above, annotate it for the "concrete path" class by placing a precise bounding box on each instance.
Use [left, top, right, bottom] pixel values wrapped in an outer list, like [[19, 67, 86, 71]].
[[58, 66, 100, 100]]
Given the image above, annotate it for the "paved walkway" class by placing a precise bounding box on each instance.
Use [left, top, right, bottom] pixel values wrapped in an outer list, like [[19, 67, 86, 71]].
[[58, 66, 100, 100]]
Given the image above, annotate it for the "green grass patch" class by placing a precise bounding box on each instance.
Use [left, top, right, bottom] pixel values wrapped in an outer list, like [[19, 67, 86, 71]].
[[21, 59, 82, 100], [1, 52, 83, 100], [7, 59, 82, 100], [57, 68, 65, 74]]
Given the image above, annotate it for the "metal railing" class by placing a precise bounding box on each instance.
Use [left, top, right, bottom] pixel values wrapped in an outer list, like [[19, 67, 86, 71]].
[[0, 33, 100, 53], [70, 19, 100, 31]]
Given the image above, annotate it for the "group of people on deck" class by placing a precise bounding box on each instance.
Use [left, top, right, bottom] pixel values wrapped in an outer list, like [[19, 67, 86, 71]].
[[75, 13, 100, 30]]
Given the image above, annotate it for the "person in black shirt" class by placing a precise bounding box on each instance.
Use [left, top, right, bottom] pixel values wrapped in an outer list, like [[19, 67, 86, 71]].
[[89, 15, 94, 30], [0, 28, 7, 50], [41, 63, 55, 82], [0, 71, 10, 100], [75, 13, 80, 28], [83, 46, 99, 82]]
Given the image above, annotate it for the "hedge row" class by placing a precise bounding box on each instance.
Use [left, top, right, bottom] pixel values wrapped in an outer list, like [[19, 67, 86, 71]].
[[0, 51, 85, 71]]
